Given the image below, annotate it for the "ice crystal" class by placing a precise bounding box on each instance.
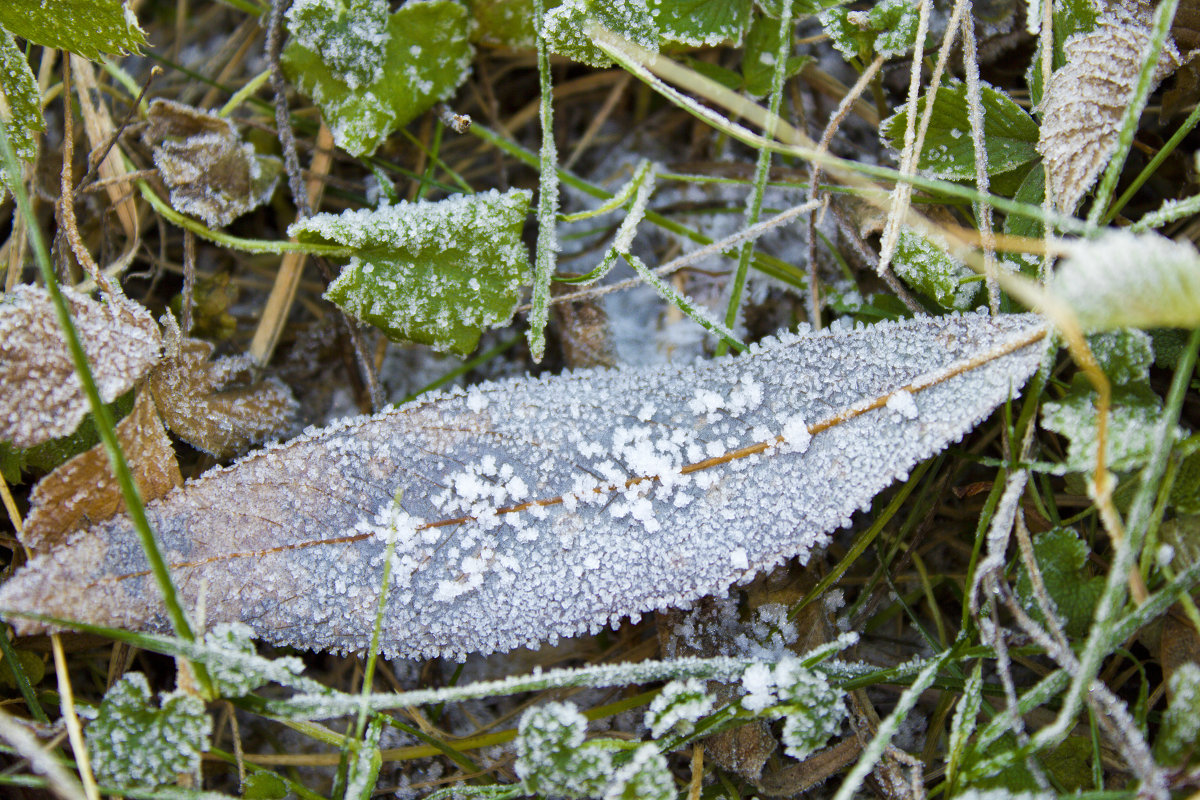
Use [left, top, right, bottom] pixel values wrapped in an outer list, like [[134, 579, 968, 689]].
[[644, 678, 715, 738], [0, 313, 1047, 660], [604, 744, 674, 800], [740, 656, 846, 760]]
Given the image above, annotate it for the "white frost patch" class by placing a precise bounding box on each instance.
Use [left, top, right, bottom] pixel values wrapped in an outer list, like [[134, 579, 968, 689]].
[[730, 547, 749, 570], [887, 389, 919, 420], [780, 414, 812, 454]]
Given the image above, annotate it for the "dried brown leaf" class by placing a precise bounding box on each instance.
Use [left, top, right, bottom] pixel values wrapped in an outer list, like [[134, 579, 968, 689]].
[[24, 390, 181, 551], [551, 278, 616, 369], [148, 336, 297, 459], [1038, 12, 1180, 213], [0, 284, 161, 449]]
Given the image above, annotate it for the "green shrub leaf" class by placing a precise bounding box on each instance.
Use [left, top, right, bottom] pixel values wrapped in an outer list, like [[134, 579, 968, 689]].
[[516, 702, 612, 797], [291, 189, 532, 355], [821, 0, 920, 61], [893, 229, 981, 310], [0, 30, 42, 196], [0, 0, 145, 59], [1040, 378, 1172, 473], [742, 12, 811, 98], [649, 0, 754, 46], [880, 81, 1040, 180], [1085, 329, 1153, 386], [1155, 662, 1200, 766], [285, 0, 390, 90], [1015, 527, 1104, 638], [542, 0, 659, 67], [644, 678, 714, 739], [282, 0, 472, 156], [606, 744, 674, 800]]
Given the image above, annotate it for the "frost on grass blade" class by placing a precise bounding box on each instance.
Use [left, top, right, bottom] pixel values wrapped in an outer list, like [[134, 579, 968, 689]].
[[0, 30, 43, 195], [0, 0, 145, 60], [285, 0, 390, 90], [282, 0, 472, 156], [292, 189, 532, 355], [0, 313, 1047, 660]]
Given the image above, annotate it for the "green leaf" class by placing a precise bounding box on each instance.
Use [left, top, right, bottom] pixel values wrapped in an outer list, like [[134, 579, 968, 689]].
[[542, 0, 659, 68], [650, 0, 754, 46], [1169, 449, 1200, 515], [469, 0, 562, 48], [204, 623, 304, 697], [0, 30, 42, 196], [0, 0, 145, 59], [893, 228, 981, 310], [85, 672, 211, 789], [742, 12, 811, 98], [880, 81, 1040, 181], [282, 0, 472, 156], [0, 390, 136, 484], [0, 647, 43, 689], [821, 0, 919, 61], [285, 0, 390, 90], [644, 678, 714, 739], [1015, 527, 1104, 638], [1050, 231, 1200, 331], [1155, 662, 1200, 766], [243, 772, 290, 800], [1001, 161, 1045, 277], [1041, 378, 1170, 473], [606, 744, 674, 800], [1086, 329, 1153, 385], [515, 702, 612, 797], [291, 189, 532, 355]]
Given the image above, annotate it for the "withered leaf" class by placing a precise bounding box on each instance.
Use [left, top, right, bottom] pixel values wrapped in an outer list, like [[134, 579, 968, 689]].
[[24, 390, 180, 552], [145, 99, 282, 229], [0, 284, 161, 449], [148, 336, 297, 460], [0, 313, 1047, 660]]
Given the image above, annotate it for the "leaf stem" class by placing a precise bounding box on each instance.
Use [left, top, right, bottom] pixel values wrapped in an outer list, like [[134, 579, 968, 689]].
[[526, 0, 560, 362]]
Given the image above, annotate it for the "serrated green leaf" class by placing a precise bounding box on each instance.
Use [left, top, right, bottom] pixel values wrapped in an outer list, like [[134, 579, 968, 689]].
[[542, 0, 658, 68], [469, 0, 562, 48], [742, 12, 811, 98], [1086, 329, 1153, 385], [893, 228, 981, 310], [1016, 527, 1103, 639], [291, 189, 532, 355], [0, 0, 145, 60], [1041, 378, 1170, 473], [1155, 662, 1200, 766], [644, 678, 714, 739], [1050, 231, 1200, 331], [516, 702, 612, 797], [282, 0, 472, 157], [821, 0, 919, 61], [85, 672, 211, 789], [650, 0, 754, 46], [285, 0, 390, 90], [0, 30, 42, 196], [880, 81, 1040, 181]]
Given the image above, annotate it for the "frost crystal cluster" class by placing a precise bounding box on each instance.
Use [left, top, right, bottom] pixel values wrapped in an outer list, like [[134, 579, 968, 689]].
[[0, 313, 1046, 660], [644, 678, 715, 738]]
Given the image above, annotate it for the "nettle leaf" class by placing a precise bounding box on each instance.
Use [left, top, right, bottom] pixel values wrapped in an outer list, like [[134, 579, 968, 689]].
[[542, 0, 659, 68], [293, 189, 532, 355], [0, 313, 1047, 660], [1040, 378, 1172, 473], [821, 0, 920, 61], [1155, 661, 1200, 765], [0, 30, 43, 194], [649, 0, 753, 47], [606, 744, 674, 800], [742, 11, 811, 98], [1050, 231, 1200, 331], [881, 81, 1040, 180], [0, 285, 161, 449], [0, 0, 145, 60], [644, 678, 715, 738], [285, 0, 389, 90], [893, 228, 981, 311], [516, 702, 611, 797], [1015, 527, 1104, 638], [85, 672, 211, 789], [282, 0, 472, 156], [1086, 329, 1153, 385]]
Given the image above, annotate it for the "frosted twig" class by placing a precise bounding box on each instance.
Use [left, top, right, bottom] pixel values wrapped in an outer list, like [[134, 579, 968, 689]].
[[266, 0, 309, 219], [959, 4, 999, 314], [526, 0, 560, 362]]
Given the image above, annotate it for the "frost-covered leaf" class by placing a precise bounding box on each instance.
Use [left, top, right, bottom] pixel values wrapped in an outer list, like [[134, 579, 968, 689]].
[[880, 81, 1040, 181], [742, 657, 846, 759], [0, 0, 145, 60], [649, 0, 753, 47], [1086, 329, 1153, 385], [1154, 661, 1200, 765], [204, 622, 305, 697], [23, 390, 179, 551], [542, 0, 659, 68], [0, 285, 161, 449], [1015, 527, 1104, 638], [894, 229, 981, 310], [293, 189, 532, 355], [148, 336, 297, 459], [0, 392, 134, 485], [1037, 14, 1179, 213], [1040, 378, 1171, 472], [1050, 231, 1200, 331], [516, 702, 612, 797], [605, 744, 674, 800], [645, 678, 715, 739], [285, 0, 389, 90], [0, 30, 43, 195], [0, 313, 1047, 659], [144, 99, 282, 229], [85, 672, 211, 789], [1169, 450, 1200, 515], [741, 11, 810, 98], [469, 0, 558, 48], [821, 0, 920, 61], [283, 0, 472, 156]]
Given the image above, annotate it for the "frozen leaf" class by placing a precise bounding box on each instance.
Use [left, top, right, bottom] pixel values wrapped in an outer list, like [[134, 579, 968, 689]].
[[144, 99, 282, 229], [1040, 378, 1173, 472], [894, 229, 982, 311], [148, 336, 297, 459], [552, 280, 617, 368], [0, 313, 1047, 660], [742, 657, 846, 760], [282, 0, 472, 156], [1154, 661, 1200, 765], [821, 0, 919, 61], [0, 30, 43, 195], [542, 0, 659, 68], [293, 189, 532, 355], [1169, 450, 1200, 515], [0, 285, 161, 449], [1037, 13, 1179, 213], [0, 0, 145, 60], [469, 0, 553, 48], [23, 390, 180, 551], [1085, 329, 1153, 385], [1015, 527, 1104, 638], [516, 702, 612, 797], [645, 678, 715, 739], [1050, 231, 1200, 331], [204, 622, 305, 697], [880, 81, 1040, 181], [649, 0, 753, 47], [85, 672, 211, 789], [605, 744, 674, 800], [0, 393, 135, 484], [741, 13, 810, 98], [285, 0, 389, 89]]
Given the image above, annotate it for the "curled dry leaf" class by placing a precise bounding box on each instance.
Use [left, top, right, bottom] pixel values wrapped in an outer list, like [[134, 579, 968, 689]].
[[0, 284, 161, 449], [1037, 10, 1180, 213], [148, 336, 297, 459], [24, 391, 180, 551], [0, 313, 1047, 660]]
